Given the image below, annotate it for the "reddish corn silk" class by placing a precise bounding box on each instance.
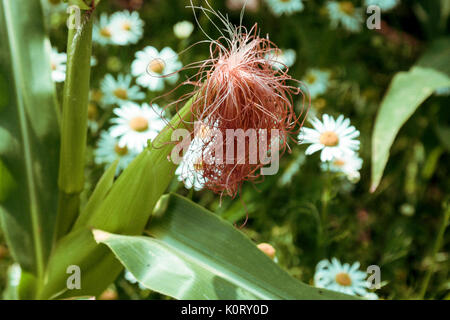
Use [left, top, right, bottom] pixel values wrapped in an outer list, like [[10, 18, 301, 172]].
[[164, 7, 308, 198]]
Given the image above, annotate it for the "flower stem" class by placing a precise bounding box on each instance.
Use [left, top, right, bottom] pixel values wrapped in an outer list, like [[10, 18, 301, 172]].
[[418, 201, 450, 299], [56, 10, 94, 239]]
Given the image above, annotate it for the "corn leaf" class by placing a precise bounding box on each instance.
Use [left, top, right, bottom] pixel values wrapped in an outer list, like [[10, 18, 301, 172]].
[[41, 101, 193, 299], [370, 67, 450, 192], [0, 0, 60, 280], [94, 193, 354, 300]]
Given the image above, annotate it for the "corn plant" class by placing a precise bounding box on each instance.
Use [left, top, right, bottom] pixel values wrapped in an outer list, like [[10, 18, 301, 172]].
[[1, 0, 449, 301]]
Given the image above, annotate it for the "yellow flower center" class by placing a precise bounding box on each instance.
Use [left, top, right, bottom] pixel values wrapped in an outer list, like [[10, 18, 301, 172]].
[[333, 159, 345, 167], [196, 123, 212, 139], [280, 0, 291, 2], [87, 103, 99, 120], [100, 27, 111, 38], [122, 21, 132, 31], [306, 73, 317, 84], [114, 144, 128, 156], [51, 62, 57, 71], [335, 272, 352, 286], [91, 89, 103, 103], [148, 58, 165, 74], [113, 88, 128, 100], [129, 116, 149, 132], [339, 1, 355, 15], [320, 131, 339, 147]]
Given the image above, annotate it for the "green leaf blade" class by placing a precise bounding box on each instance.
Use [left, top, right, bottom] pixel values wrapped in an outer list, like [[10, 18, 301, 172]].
[[0, 0, 60, 279], [94, 231, 261, 300], [42, 100, 193, 299], [370, 66, 450, 192], [95, 194, 354, 300]]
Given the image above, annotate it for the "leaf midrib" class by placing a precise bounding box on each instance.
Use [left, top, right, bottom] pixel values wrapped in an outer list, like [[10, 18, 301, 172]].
[[156, 237, 284, 299]]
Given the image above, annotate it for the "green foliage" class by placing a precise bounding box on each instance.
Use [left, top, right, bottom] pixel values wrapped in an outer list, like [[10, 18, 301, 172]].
[[67, 1, 90, 10], [73, 160, 118, 229], [40, 99, 193, 299], [371, 65, 450, 191], [0, 0, 60, 284], [371, 38, 450, 191], [56, 9, 94, 238], [40, 228, 122, 299], [64, 0, 101, 10], [95, 193, 354, 300], [0, 0, 449, 301]]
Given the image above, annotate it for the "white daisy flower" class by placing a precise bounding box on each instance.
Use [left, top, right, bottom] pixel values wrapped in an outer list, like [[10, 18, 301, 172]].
[[173, 21, 194, 39], [93, 13, 114, 46], [314, 258, 370, 296], [326, 1, 363, 33], [94, 131, 138, 173], [299, 114, 360, 162], [266, 48, 297, 70], [321, 152, 363, 183], [124, 270, 146, 290], [302, 69, 330, 99], [101, 74, 145, 106], [131, 46, 182, 91], [50, 47, 67, 83], [8, 264, 22, 287], [175, 137, 207, 191], [109, 102, 166, 152], [364, 0, 399, 11], [110, 10, 144, 45], [91, 56, 98, 67], [265, 0, 304, 16]]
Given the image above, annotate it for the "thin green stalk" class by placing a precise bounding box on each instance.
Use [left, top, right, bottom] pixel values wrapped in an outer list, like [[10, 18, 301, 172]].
[[321, 184, 330, 222], [56, 9, 94, 239], [319, 167, 332, 256], [418, 201, 450, 299]]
